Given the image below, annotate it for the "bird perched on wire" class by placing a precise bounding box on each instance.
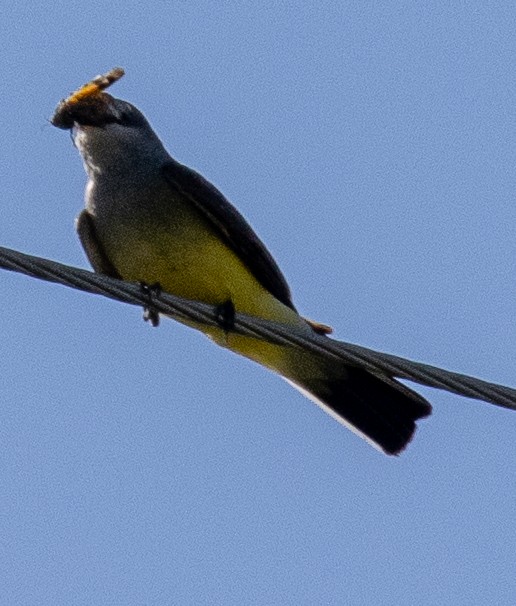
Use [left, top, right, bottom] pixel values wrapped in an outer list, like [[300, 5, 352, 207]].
[[52, 68, 431, 455]]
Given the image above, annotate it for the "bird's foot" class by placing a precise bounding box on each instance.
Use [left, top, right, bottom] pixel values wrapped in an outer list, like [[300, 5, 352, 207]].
[[140, 282, 162, 327], [215, 299, 236, 332]]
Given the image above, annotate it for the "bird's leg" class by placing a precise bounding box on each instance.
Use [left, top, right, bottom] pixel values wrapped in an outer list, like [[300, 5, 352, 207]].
[[215, 299, 236, 332], [140, 282, 162, 327]]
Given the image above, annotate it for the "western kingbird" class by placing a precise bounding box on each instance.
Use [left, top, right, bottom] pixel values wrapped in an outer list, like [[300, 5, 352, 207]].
[[52, 68, 430, 455]]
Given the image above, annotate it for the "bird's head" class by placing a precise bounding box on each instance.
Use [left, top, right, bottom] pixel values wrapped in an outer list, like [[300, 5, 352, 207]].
[[52, 68, 167, 175]]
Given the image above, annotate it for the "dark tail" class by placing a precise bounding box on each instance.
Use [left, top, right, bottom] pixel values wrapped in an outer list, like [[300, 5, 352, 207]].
[[288, 364, 431, 455], [211, 320, 431, 455]]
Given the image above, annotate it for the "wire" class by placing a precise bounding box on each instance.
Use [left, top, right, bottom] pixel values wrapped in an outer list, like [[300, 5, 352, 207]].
[[1, 244, 516, 411]]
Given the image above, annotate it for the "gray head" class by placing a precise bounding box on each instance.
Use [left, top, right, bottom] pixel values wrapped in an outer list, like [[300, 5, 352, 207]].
[[52, 91, 169, 177]]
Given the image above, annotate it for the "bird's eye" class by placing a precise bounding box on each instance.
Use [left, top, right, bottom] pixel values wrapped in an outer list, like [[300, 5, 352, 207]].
[[116, 110, 138, 127]]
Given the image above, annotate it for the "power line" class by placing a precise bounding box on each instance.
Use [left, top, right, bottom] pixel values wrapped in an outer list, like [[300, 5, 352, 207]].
[[1, 244, 516, 411]]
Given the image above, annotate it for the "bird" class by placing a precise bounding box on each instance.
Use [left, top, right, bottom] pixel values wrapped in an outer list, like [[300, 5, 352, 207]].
[[51, 68, 431, 455]]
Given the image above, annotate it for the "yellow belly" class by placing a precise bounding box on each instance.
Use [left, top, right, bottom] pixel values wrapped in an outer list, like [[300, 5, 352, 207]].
[[96, 199, 312, 375]]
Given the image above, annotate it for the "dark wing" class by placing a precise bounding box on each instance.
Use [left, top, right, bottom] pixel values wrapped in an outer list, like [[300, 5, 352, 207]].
[[161, 159, 296, 310], [76, 209, 122, 278]]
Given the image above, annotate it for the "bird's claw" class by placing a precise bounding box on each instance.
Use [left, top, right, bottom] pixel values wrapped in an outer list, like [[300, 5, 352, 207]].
[[140, 282, 162, 327], [215, 299, 236, 332]]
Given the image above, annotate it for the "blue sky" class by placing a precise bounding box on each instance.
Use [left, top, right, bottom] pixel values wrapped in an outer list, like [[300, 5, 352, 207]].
[[1, 3, 516, 604]]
